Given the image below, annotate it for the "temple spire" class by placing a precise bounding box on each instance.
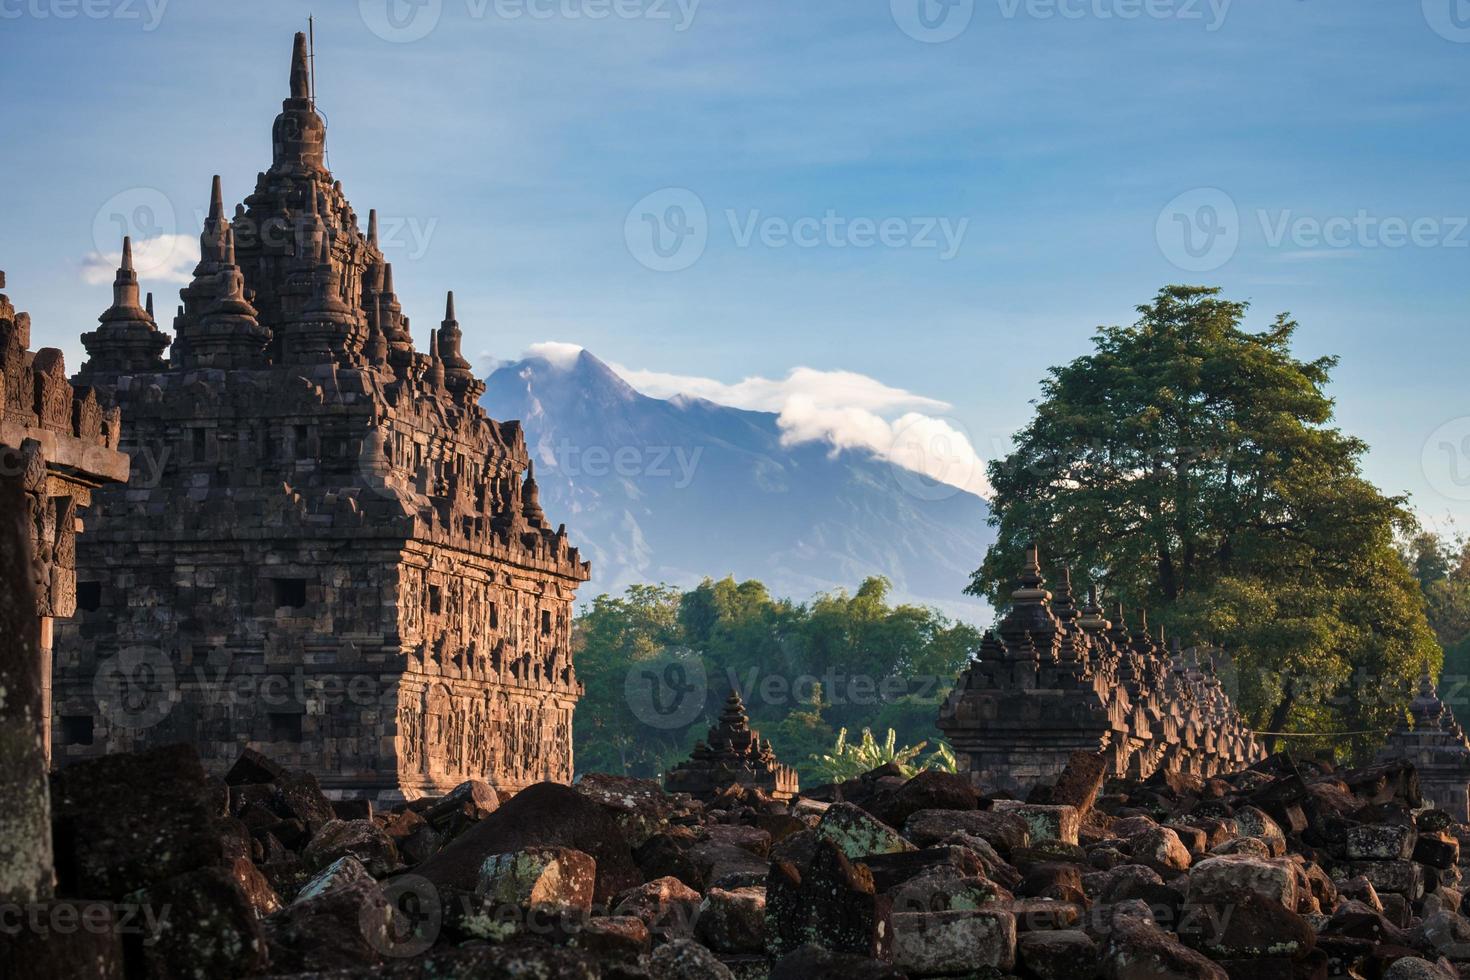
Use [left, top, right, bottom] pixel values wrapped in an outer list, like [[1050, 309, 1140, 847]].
[[209, 174, 224, 223], [290, 31, 310, 100], [272, 32, 327, 174], [367, 209, 379, 249]]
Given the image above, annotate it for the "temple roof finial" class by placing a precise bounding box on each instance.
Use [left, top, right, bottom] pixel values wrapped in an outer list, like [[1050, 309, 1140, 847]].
[[445, 290, 455, 323], [290, 31, 310, 100], [145, 292, 154, 319], [367, 208, 378, 248], [209, 174, 224, 222], [121, 235, 134, 272]]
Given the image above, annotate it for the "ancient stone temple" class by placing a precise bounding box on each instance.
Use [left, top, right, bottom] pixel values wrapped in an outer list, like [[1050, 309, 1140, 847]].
[[666, 691, 799, 802], [1374, 670, 1470, 821], [938, 547, 1260, 796], [0, 270, 129, 901], [52, 34, 588, 802]]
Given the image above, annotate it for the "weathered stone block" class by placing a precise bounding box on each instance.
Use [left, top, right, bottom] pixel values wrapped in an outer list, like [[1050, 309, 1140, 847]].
[[888, 908, 1016, 975]]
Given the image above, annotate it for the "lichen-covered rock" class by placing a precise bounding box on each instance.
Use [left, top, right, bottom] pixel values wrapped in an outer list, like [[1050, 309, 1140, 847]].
[[229, 855, 282, 917], [686, 839, 771, 891], [815, 802, 914, 859], [566, 915, 651, 962], [422, 779, 499, 838], [650, 938, 736, 979], [1231, 806, 1286, 857], [1208, 836, 1272, 858], [576, 774, 700, 849], [303, 818, 401, 878], [1103, 914, 1229, 980], [1129, 827, 1192, 874], [1384, 956, 1460, 980], [768, 943, 906, 979], [1346, 822, 1416, 861], [1188, 854, 1299, 909], [476, 846, 595, 914], [766, 840, 884, 959], [993, 802, 1081, 845], [612, 875, 702, 941], [134, 867, 270, 979], [48, 744, 243, 901], [263, 855, 391, 973], [889, 869, 1010, 914], [904, 808, 1031, 854], [1182, 886, 1314, 960], [889, 908, 1017, 975], [1019, 928, 1099, 980], [1348, 859, 1424, 899], [416, 782, 640, 905], [696, 886, 766, 953]]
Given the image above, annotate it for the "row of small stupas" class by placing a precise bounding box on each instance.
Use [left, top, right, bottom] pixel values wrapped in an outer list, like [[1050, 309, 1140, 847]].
[[48, 33, 588, 802], [1376, 670, 1470, 820], [937, 547, 1264, 796]]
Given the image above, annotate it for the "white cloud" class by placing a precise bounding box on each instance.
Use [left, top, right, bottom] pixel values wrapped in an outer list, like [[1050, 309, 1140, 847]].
[[81, 234, 200, 286], [524, 341, 586, 369], [607, 359, 992, 498], [617, 364, 948, 416]]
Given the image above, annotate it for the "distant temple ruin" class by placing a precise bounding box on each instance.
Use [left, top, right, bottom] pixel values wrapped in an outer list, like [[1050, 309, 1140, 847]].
[[1375, 670, 1470, 821], [52, 34, 588, 801], [666, 690, 799, 802], [939, 547, 1262, 796]]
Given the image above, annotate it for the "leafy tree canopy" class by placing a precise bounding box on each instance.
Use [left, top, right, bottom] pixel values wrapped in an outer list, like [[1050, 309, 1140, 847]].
[[573, 575, 981, 783], [969, 285, 1439, 758]]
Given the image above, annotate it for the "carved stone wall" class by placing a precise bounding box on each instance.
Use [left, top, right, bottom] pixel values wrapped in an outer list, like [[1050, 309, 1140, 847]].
[[0, 271, 129, 902], [52, 34, 587, 801]]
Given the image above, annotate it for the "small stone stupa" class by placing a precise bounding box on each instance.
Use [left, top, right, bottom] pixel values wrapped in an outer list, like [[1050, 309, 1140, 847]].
[[1375, 668, 1470, 820], [666, 690, 798, 802]]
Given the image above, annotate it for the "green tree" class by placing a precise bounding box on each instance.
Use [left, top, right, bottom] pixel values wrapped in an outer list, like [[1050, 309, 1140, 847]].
[[572, 584, 687, 775], [572, 576, 981, 780], [969, 285, 1439, 757], [1403, 530, 1470, 713]]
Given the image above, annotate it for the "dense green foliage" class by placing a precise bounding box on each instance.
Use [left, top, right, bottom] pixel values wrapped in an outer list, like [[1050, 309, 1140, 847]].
[[969, 285, 1439, 759], [1404, 530, 1470, 711], [572, 576, 981, 784]]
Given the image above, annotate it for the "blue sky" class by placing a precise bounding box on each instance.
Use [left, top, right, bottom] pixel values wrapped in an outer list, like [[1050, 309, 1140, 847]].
[[3, 0, 1469, 531]]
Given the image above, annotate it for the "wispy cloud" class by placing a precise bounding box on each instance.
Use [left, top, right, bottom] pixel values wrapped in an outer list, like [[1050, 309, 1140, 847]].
[[80, 235, 199, 286], [525, 345, 991, 498]]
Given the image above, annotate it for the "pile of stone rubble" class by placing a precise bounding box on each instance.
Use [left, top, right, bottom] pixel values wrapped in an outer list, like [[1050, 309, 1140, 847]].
[[10, 745, 1470, 979]]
